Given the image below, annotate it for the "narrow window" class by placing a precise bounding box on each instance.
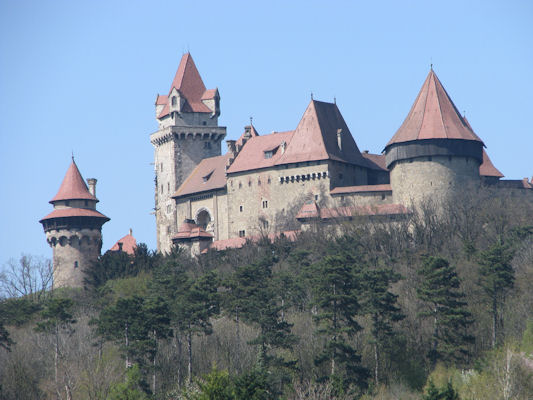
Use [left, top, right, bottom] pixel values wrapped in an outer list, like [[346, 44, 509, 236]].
[[381, 194, 386, 200], [239, 205, 243, 212], [262, 220, 269, 229], [84, 200, 88, 206], [74, 261, 78, 268], [258, 179, 261, 186], [262, 200, 268, 209], [315, 194, 318, 201], [167, 182, 170, 192], [171, 96, 177, 106]]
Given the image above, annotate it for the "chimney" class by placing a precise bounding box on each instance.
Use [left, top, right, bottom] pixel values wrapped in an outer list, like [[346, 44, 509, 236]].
[[244, 125, 252, 138], [87, 178, 97, 197], [363, 150, 369, 154], [226, 140, 236, 156], [337, 129, 343, 151], [129, 228, 132, 236]]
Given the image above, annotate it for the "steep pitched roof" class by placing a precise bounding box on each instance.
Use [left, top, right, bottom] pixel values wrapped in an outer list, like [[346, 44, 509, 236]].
[[50, 160, 97, 203], [386, 69, 484, 147], [361, 152, 388, 171], [226, 130, 293, 174], [110, 230, 137, 255], [295, 201, 408, 221], [158, 53, 213, 118], [173, 154, 230, 198], [277, 100, 368, 167], [479, 149, 504, 178]]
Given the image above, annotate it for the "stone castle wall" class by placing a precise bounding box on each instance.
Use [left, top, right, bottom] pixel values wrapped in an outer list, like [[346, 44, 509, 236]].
[[390, 155, 481, 207], [46, 228, 102, 288]]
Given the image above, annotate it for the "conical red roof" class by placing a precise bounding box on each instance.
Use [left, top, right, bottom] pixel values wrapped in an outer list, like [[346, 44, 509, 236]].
[[158, 53, 212, 117], [277, 100, 368, 167], [479, 149, 504, 178], [50, 159, 97, 203], [386, 69, 483, 147]]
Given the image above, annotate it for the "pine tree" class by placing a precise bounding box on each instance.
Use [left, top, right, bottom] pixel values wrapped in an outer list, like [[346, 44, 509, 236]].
[[311, 250, 369, 391], [417, 257, 473, 366], [35, 297, 77, 399], [360, 267, 404, 385], [0, 320, 13, 351], [478, 243, 515, 348]]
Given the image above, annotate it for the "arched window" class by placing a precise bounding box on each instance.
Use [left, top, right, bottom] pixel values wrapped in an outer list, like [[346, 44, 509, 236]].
[[196, 209, 211, 230]]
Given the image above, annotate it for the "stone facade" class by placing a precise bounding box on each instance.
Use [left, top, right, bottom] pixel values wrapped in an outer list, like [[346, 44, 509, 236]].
[[152, 56, 533, 255]]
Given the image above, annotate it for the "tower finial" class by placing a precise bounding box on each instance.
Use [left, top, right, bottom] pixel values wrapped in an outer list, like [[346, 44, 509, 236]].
[[430, 57, 433, 71], [334, 96, 336, 104], [311, 92, 314, 100], [250, 116, 253, 126], [72, 151, 74, 162]]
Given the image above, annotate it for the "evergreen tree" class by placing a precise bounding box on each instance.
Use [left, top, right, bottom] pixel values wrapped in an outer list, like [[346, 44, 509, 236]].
[[423, 379, 459, 400], [478, 243, 515, 348], [223, 255, 296, 388], [35, 297, 77, 399], [0, 320, 13, 351], [360, 267, 404, 385], [417, 257, 473, 366], [311, 249, 369, 392]]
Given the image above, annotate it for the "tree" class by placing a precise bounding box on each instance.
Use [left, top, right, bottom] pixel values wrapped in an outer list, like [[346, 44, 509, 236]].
[[35, 297, 77, 399], [478, 243, 515, 348], [0, 254, 52, 302], [108, 364, 149, 400], [360, 267, 404, 385], [311, 248, 369, 392], [0, 320, 14, 351], [417, 257, 473, 366], [423, 379, 459, 400]]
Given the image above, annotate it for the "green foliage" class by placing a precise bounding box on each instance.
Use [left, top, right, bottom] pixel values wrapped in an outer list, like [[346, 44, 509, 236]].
[[521, 320, 533, 355], [34, 297, 76, 334], [423, 379, 459, 400], [310, 237, 369, 391], [0, 297, 42, 326], [233, 368, 272, 400], [478, 243, 515, 347], [417, 257, 473, 365], [108, 365, 150, 400], [0, 320, 14, 351]]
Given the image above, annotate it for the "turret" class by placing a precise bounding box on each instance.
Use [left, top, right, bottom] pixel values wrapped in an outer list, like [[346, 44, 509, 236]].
[[39, 159, 109, 288], [150, 53, 226, 253], [385, 69, 484, 207]]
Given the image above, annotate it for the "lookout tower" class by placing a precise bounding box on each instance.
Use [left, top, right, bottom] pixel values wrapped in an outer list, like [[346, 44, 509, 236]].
[[40, 159, 109, 288], [385, 69, 484, 207], [150, 53, 226, 253]]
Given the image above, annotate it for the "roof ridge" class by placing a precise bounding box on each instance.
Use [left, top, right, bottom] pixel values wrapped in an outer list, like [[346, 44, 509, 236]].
[[432, 72, 449, 139]]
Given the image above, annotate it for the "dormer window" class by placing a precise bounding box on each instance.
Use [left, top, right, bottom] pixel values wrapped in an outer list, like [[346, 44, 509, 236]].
[[202, 170, 214, 183], [171, 96, 177, 106], [264, 151, 274, 159], [263, 144, 279, 159]]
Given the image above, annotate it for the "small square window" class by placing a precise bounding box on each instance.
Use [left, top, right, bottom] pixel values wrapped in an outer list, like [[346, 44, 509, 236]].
[[239, 230, 245, 237]]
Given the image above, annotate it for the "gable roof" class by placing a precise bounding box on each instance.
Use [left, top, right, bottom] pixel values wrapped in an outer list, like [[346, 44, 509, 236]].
[[277, 100, 368, 167], [158, 53, 213, 118], [50, 159, 97, 203], [479, 149, 504, 178], [361, 152, 388, 171], [173, 153, 230, 198], [386, 69, 484, 148], [110, 230, 137, 255], [226, 130, 293, 174]]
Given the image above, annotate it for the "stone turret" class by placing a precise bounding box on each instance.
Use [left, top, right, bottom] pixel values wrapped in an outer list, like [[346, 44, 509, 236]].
[[40, 159, 109, 288], [385, 69, 484, 207], [150, 53, 226, 253]]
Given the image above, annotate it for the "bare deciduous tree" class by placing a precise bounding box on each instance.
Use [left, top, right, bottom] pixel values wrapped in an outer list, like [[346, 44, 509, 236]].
[[0, 254, 52, 301]]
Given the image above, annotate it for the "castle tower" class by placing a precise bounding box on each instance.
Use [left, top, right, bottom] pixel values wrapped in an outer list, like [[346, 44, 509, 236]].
[[384, 69, 484, 207], [39, 159, 109, 288], [150, 53, 226, 253]]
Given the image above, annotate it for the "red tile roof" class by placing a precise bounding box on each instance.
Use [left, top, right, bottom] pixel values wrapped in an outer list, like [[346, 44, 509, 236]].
[[39, 207, 109, 223], [479, 149, 504, 178], [201, 88, 218, 100], [158, 53, 215, 118], [50, 160, 98, 203], [362, 152, 388, 171], [205, 231, 300, 253], [155, 94, 168, 105], [227, 130, 293, 174], [386, 69, 484, 147], [173, 220, 213, 240], [174, 153, 230, 198], [277, 100, 368, 167], [330, 184, 392, 195], [109, 230, 137, 255]]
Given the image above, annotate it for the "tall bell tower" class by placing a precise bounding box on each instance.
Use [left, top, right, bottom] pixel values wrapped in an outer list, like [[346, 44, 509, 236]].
[[150, 53, 226, 253]]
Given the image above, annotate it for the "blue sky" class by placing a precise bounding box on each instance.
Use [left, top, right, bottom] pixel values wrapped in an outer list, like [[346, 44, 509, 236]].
[[1, 0, 532, 264]]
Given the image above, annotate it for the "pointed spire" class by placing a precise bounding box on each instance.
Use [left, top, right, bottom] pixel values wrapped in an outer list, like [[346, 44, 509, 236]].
[[386, 69, 484, 147], [50, 159, 97, 203]]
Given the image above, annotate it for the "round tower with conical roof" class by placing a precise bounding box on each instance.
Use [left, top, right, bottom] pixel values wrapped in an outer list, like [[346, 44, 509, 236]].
[[385, 69, 484, 207], [40, 159, 109, 288]]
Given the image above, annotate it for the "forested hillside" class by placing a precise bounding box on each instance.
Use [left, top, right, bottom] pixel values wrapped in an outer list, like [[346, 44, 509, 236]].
[[1, 190, 533, 399]]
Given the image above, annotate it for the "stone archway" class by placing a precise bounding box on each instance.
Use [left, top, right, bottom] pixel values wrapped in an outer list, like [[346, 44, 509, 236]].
[[195, 208, 212, 231]]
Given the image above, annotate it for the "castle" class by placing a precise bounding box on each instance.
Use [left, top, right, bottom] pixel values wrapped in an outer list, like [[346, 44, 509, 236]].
[[41, 53, 532, 287], [150, 53, 532, 255]]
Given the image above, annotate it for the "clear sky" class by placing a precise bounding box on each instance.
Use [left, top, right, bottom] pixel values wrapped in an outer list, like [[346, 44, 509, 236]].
[[1, 0, 532, 264]]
